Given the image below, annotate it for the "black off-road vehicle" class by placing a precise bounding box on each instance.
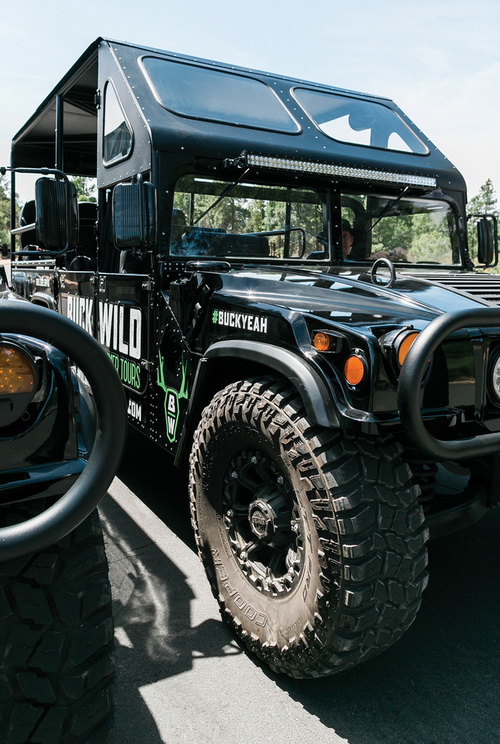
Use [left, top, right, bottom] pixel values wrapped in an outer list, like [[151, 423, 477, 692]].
[[0, 278, 126, 742], [4, 37, 499, 679]]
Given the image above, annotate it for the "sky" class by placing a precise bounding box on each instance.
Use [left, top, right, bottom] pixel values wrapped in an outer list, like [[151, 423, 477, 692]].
[[1, 0, 498, 204]]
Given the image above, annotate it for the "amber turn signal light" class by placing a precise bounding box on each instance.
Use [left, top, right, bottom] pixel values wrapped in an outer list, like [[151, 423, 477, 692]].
[[312, 332, 333, 352], [343, 354, 366, 386]]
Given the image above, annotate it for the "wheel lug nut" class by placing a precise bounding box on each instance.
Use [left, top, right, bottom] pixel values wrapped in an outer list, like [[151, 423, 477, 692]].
[[250, 456, 257, 464], [226, 509, 234, 518], [231, 471, 238, 479], [292, 523, 300, 533], [277, 476, 284, 485], [240, 551, 248, 560]]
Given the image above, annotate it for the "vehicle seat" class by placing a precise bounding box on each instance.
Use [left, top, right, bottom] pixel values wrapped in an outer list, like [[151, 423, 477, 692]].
[[68, 202, 97, 270], [179, 226, 227, 256], [19, 200, 37, 249]]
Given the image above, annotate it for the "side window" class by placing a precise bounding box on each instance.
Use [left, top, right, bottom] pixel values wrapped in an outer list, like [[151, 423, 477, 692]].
[[103, 81, 133, 165]]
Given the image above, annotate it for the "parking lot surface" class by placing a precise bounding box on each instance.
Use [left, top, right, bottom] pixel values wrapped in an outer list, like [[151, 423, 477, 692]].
[[101, 431, 500, 744]]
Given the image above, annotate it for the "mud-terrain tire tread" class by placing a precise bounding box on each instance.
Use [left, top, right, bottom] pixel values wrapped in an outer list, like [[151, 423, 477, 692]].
[[189, 377, 429, 678], [0, 509, 114, 743]]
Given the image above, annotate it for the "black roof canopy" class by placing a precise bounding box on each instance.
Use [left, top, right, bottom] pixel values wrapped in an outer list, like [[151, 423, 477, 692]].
[[11, 38, 466, 193], [11, 39, 100, 176]]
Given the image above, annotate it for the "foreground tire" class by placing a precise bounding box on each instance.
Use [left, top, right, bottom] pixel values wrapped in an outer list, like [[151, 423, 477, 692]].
[[189, 378, 429, 678], [0, 510, 114, 743]]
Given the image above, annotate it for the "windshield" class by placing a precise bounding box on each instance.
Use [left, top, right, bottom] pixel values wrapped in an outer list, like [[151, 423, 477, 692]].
[[171, 175, 327, 259], [341, 192, 460, 265], [170, 175, 460, 266]]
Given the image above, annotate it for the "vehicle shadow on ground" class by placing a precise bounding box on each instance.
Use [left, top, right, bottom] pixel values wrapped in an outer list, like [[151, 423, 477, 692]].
[[103, 429, 500, 744], [270, 509, 500, 744], [99, 429, 241, 743]]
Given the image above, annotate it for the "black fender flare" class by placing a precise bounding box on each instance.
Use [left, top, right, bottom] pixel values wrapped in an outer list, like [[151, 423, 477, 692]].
[[0, 300, 127, 560], [201, 339, 338, 426], [175, 340, 339, 466]]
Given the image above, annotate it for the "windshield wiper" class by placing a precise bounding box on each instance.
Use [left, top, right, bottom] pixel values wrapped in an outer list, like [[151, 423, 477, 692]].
[[368, 186, 410, 233], [193, 168, 251, 225]]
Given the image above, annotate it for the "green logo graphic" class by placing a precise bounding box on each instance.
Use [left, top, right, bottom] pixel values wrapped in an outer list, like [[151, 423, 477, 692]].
[[157, 352, 189, 443], [212, 309, 219, 323]]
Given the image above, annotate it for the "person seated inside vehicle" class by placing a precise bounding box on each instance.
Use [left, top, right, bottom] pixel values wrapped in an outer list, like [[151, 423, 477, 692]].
[[342, 219, 355, 259], [170, 208, 188, 254], [343, 219, 407, 262]]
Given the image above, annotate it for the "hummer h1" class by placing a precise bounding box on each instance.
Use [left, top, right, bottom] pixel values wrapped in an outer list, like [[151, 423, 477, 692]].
[[4, 37, 499, 679]]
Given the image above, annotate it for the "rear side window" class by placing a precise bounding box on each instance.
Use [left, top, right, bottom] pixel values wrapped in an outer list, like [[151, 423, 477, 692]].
[[103, 81, 133, 165]]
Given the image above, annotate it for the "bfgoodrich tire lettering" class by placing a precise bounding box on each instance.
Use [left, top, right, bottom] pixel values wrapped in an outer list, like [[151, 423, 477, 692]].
[[189, 377, 429, 678], [0, 510, 114, 743]]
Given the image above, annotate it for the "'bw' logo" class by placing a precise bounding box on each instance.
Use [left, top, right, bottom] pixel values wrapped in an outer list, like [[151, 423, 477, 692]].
[[166, 391, 178, 441], [157, 353, 189, 443]]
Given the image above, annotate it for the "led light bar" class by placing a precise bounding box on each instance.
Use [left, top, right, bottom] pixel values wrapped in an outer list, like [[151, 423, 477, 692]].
[[245, 153, 437, 188]]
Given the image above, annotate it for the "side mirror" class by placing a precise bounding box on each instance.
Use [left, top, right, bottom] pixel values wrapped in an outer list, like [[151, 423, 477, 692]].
[[35, 177, 78, 252], [476, 215, 498, 266], [112, 179, 156, 251]]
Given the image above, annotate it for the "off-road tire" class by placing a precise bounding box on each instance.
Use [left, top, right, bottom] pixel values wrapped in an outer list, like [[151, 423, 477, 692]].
[[189, 377, 429, 678], [0, 509, 114, 743]]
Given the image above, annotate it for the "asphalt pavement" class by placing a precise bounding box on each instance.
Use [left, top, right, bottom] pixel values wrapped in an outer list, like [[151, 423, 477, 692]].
[[100, 429, 500, 744]]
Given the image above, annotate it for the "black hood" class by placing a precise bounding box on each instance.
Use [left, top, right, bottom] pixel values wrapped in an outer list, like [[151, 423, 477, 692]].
[[215, 266, 494, 332]]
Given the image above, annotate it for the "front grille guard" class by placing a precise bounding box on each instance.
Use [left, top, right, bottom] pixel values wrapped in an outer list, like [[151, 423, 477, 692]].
[[398, 308, 500, 460]]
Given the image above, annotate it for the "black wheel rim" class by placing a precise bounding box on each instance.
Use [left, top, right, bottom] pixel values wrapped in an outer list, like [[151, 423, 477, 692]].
[[221, 448, 304, 596]]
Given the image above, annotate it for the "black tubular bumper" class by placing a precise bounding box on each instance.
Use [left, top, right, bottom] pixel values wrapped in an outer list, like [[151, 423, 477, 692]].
[[0, 301, 127, 560], [398, 308, 500, 460]]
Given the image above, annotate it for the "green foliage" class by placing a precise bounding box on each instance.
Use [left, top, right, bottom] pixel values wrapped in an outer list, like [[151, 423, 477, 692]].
[[343, 194, 457, 264], [70, 176, 97, 202], [0, 175, 13, 249], [372, 211, 454, 263], [468, 179, 498, 215], [467, 179, 498, 260], [371, 212, 414, 254]]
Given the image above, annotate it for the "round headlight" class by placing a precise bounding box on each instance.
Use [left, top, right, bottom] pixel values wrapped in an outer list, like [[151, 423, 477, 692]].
[[379, 328, 420, 371], [397, 331, 420, 367], [491, 353, 500, 401], [0, 344, 36, 396]]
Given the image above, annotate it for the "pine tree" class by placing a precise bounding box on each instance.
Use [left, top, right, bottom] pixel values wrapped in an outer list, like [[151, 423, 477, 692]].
[[0, 175, 12, 250], [467, 179, 498, 260], [468, 179, 498, 217]]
